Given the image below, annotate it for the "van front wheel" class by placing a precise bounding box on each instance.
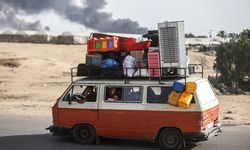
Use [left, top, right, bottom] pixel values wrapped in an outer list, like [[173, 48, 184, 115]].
[[73, 124, 96, 144], [159, 128, 183, 150]]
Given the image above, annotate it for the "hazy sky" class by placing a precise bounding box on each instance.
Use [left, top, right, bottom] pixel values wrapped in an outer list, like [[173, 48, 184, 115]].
[[105, 0, 250, 36], [1, 0, 250, 36]]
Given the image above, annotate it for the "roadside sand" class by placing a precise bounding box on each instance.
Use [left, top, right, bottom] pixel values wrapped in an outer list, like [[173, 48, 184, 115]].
[[0, 42, 249, 125], [0, 43, 86, 116]]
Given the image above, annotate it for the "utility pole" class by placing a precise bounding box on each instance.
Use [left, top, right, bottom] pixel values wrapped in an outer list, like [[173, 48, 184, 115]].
[[208, 29, 214, 50], [208, 29, 214, 38]]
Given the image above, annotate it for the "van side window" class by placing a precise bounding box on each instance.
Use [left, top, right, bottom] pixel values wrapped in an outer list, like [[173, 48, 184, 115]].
[[147, 86, 171, 103], [105, 86, 142, 103], [63, 85, 97, 103], [191, 97, 195, 103]]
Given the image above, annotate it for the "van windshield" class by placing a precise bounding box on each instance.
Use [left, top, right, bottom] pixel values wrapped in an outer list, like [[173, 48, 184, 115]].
[[196, 81, 217, 106]]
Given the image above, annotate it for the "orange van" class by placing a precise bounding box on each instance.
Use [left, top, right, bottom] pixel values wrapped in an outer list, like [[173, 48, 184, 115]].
[[47, 77, 222, 150]]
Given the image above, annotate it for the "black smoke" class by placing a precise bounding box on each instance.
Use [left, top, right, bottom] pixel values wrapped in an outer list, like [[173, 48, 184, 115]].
[[0, 3, 43, 31], [0, 0, 148, 33]]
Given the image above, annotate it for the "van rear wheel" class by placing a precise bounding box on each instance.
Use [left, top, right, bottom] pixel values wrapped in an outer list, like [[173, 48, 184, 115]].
[[73, 124, 95, 144], [159, 128, 183, 150]]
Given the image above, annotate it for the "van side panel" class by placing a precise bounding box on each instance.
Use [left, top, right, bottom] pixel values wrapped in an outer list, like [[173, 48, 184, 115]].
[[57, 108, 98, 128], [201, 105, 219, 127], [95, 109, 201, 140], [96, 109, 151, 139]]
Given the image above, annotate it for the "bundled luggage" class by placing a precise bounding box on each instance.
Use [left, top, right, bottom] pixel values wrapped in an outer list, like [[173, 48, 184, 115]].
[[77, 64, 101, 76], [77, 32, 154, 78], [122, 55, 136, 77], [101, 58, 119, 68]]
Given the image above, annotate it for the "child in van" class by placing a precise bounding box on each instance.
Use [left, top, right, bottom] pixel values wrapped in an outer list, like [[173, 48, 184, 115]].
[[107, 87, 120, 101]]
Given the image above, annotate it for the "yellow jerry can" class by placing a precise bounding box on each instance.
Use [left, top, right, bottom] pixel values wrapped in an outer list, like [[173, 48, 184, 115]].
[[168, 91, 181, 106], [185, 82, 197, 93], [178, 92, 193, 108]]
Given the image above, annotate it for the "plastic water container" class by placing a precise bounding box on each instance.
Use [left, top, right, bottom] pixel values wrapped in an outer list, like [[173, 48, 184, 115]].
[[168, 91, 181, 106], [178, 92, 193, 108], [108, 37, 119, 50], [95, 41, 101, 49], [108, 39, 113, 48], [102, 40, 107, 49], [185, 82, 197, 93], [172, 81, 185, 93]]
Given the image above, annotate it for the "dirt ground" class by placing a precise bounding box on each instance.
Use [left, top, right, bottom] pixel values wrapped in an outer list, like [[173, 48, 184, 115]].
[[0, 42, 249, 125]]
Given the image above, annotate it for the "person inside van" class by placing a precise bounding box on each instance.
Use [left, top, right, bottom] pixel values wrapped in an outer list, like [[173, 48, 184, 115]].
[[106, 87, 120, 101], [82, 86, 97, 102], [111, 95, 119, 101]]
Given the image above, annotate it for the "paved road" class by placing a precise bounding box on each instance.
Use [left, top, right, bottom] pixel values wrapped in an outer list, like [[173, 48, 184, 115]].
[[0, 114, 250, 150]]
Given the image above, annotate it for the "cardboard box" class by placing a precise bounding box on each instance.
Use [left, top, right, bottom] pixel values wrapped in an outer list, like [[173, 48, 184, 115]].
[[130, 51, 144, 60]]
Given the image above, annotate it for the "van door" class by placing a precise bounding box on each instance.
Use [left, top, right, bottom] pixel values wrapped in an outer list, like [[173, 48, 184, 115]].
[[98, 85, 144, 138], [57, 84, 99, 128]]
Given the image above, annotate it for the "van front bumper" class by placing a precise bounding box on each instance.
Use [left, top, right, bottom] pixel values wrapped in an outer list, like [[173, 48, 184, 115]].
[[184, 123, 222, 141], [46, 125, 72, 136]]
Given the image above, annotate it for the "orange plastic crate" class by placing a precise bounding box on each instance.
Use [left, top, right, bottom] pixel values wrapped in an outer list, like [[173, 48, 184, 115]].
[[95, 40, 101, 50], [87, 37, 120, 53]]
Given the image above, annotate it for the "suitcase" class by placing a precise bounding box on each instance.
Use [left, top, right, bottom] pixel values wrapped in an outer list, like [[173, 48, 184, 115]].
[[102, 67, 123, 77], [77, 64, 101, 76]]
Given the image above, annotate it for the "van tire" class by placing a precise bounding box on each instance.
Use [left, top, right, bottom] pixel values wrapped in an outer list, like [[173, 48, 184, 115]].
[[73, 124, 96, 144], [159, 128, 183, 150]]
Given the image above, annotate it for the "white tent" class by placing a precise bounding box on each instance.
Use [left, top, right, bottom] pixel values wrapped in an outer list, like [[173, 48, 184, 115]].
[[2, 30, 14, 35]]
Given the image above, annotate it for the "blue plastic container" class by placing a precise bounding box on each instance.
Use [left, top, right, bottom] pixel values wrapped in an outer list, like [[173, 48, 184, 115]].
[[172, 81, 185, 93], [108, 40, 113, 48]]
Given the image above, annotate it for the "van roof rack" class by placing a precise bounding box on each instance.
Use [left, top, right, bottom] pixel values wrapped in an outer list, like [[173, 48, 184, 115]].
[[70, 64, 203, 84]]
